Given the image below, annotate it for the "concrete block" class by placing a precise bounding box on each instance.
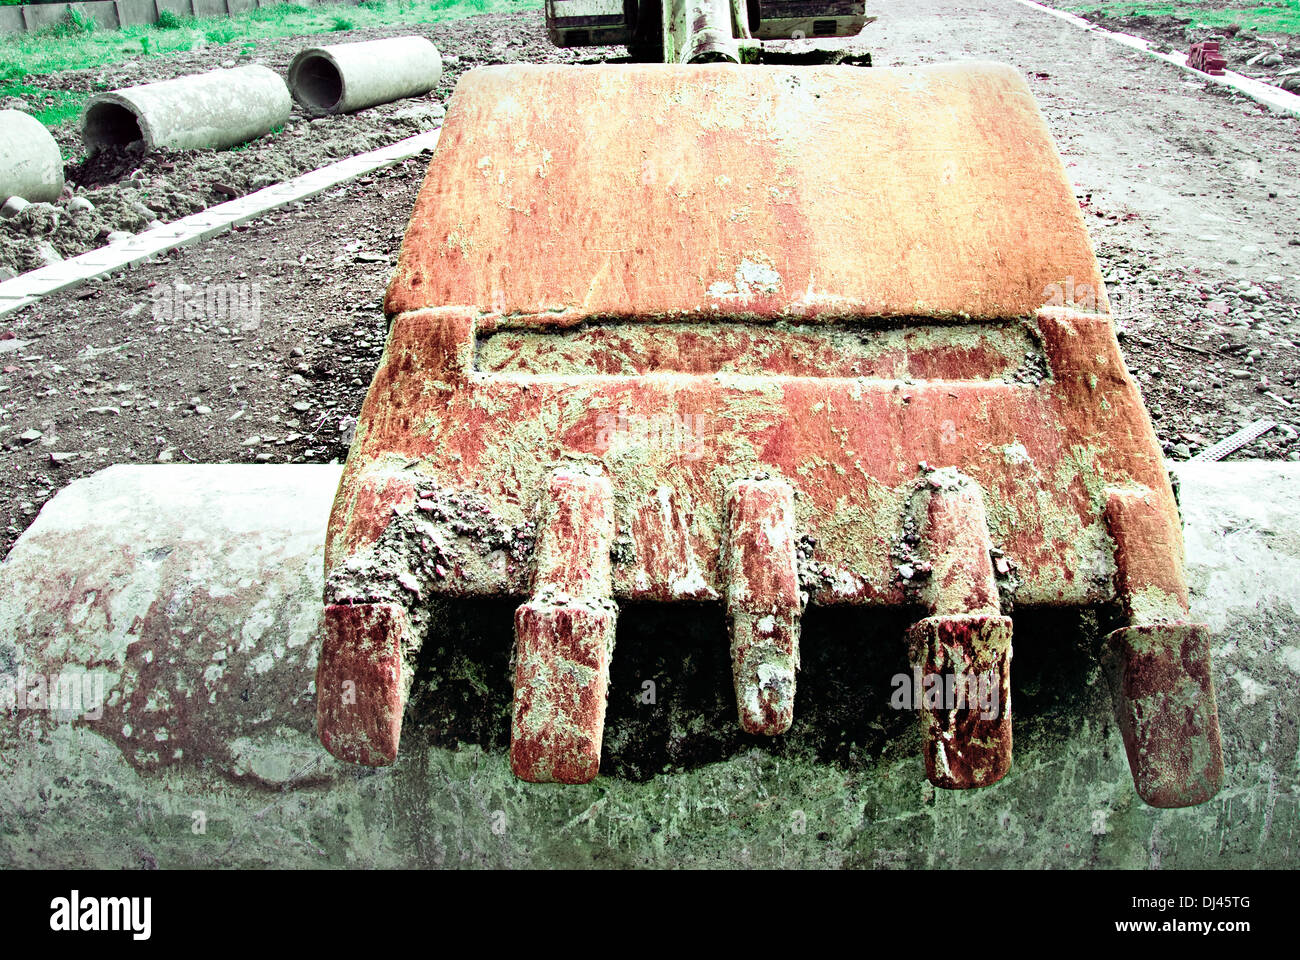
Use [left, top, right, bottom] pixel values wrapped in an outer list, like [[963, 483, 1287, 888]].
[[71, 0, 121, 29], [0, 6, 26, 34], [115, 0, 160, 27], [154, 0, 194, 18], [21, 3, 71, 32]]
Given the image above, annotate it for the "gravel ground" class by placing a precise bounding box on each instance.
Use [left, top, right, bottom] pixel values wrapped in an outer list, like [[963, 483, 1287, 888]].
[[1035, 0, 1300, 90], [1, 1, 1298, 557]]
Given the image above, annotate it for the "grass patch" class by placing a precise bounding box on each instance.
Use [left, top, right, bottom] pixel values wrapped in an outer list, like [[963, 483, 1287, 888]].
[[154, 10, 189, 30], [1063, 2, 1300, 35], [0, 0, 541, 101], [0, 79, 87, 127], [29, 6, 99, 39], [205, 23, 241, 44]]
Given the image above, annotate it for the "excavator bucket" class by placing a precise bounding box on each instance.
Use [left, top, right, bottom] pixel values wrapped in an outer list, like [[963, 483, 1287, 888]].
[[315, 61, 1223, 806]]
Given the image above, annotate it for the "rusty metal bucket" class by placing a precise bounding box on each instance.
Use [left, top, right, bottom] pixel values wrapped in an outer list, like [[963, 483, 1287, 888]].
[[315, 62, 1223, 806]]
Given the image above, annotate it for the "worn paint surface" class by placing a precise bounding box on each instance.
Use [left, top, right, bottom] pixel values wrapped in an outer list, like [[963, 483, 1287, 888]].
[[329, 310, 1175, 611], [902, 469, 1014, 787], [509, 470, 618, 783], [386, 63, 1106, 321], [723, 477, 800, 736], [1101, 624, 1224, 808], [908, 614, 1013, 789], [1097, 485, 1225, 805], [316, 603, 411, 766], [318, 62, 1218, 802], [476, 321, 1040, 381]]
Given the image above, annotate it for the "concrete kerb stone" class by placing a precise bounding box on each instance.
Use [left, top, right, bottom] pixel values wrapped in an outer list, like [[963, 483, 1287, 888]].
[[20, 3, 70, 32], [0, 128, 440, 316], [1010, 0, 1300, 118]]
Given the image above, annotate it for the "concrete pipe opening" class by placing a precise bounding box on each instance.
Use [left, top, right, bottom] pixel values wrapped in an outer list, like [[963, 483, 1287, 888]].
[[288, 37, 442, 117], [288, 53, 345, 115], [82, 100, 146, 150]]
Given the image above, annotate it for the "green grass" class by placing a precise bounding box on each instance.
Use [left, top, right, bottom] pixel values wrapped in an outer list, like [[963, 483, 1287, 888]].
[[0, 0, 540, 112], [0, 78, 87, 126], [154, 9, 188, 30], [1063, 2, 1300, 35]]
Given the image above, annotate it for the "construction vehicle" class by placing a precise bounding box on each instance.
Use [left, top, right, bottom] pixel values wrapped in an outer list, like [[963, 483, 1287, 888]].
[[312, 3, 1224, 806], [545, 0, 873, 62], [0, 2, 1225, 814]]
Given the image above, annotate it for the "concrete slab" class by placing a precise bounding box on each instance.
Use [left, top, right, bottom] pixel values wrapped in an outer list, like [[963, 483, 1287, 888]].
[[21, 3, 70, 32], [115, 0, 160, 26], [71, 0, 121, 29], [155, 0, 195, 16], [0, 6, 26, 34]]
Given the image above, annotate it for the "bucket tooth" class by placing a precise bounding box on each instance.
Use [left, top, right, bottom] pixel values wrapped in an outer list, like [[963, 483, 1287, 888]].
[[316, 602, 414, 766], [510, 470, 618, 784], [1101, 488, 1224, 807], [905, 470, 1014, 789], [723, 478, 801, 736]]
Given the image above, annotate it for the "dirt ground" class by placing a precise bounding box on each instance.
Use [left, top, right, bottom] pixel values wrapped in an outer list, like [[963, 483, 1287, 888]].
[[0, 14, 617, 275], [0, 0, 1298, 557], [1036, 0, 1300, 89]]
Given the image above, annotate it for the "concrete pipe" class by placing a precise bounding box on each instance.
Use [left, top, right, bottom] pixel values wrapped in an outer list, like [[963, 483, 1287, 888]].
[[81, 64, 292, 153], [2, 462, 1299, 868], [288, 36, 443, 117], [0, 110, 65, 203]]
